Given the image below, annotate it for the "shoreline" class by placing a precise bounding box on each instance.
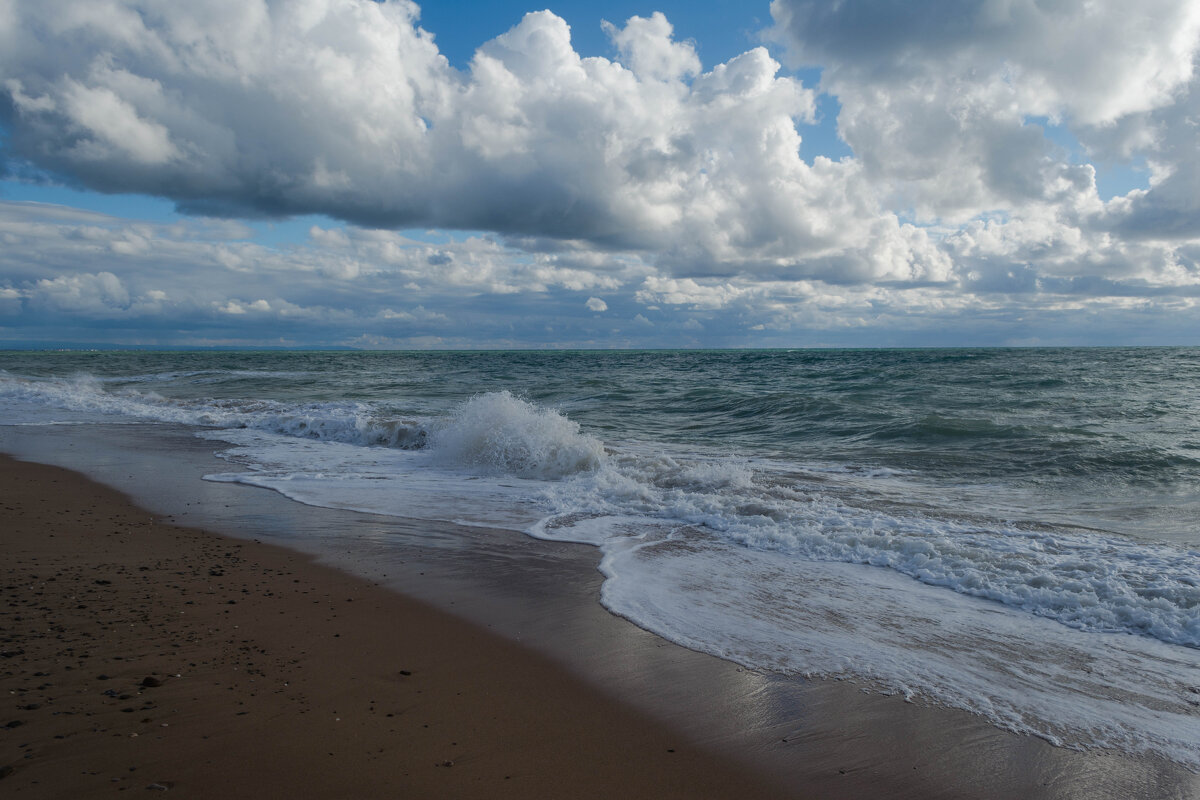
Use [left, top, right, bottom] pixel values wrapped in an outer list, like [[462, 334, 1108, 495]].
[[0, 453, 797, 798], [2, 424, 1197, 800]]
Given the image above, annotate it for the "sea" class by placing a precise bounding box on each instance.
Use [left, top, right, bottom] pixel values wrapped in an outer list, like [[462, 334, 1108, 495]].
[[2, 347, 1199, 768]]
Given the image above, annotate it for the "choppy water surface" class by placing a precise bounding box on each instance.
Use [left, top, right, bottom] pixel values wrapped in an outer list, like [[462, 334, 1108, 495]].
[[2, 347, 1199, 766]]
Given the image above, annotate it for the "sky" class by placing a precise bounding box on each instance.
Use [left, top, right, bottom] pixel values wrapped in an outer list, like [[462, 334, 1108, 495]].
[[1, 0, 1199, 349]]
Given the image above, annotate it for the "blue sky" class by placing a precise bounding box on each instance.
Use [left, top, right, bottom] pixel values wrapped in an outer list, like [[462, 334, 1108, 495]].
[[1, 0, 1198, 348]]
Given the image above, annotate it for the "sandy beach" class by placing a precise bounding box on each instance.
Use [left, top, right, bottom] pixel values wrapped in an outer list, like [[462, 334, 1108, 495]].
[[3, 0, 1200, 793], [1, 414, 1197, 800], [0, 454, 797, 798]]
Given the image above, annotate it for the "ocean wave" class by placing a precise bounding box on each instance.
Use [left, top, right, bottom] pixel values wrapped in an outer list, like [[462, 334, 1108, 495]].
[[4, 368, 1198, 647], [9, 349, 1200, 768], [101, 369, 317, 384], [543, 453, 1200, 650], [0, 373, 603, 479], [429, 390, 606, 479], [0, 371, 428, 449]]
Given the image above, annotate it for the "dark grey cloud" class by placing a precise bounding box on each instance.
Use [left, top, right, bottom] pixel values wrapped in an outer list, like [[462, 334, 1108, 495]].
[[770, 0, 1200, 224], [770, 0, 1198, 124], [2, 197, 1198, 348], [1095, 76, 1200, 241]]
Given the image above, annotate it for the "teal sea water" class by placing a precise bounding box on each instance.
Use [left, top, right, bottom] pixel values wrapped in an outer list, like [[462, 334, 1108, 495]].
[[2, 347, 1199, 764]]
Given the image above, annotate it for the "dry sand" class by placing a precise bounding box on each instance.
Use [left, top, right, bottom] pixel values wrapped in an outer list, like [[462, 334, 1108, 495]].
[[0, 454, 797, 798]]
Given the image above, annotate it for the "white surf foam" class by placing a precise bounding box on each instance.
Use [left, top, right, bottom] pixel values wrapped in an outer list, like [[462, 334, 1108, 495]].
[[580, 520, 1200, 767], [427, 390, 606, 479], [6, 371, 1198, 766], [0, 371, 428, 448], [538, 453, 1200, 649]]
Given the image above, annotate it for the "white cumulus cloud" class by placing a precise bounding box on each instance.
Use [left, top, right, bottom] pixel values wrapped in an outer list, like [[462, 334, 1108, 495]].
[[1, 1, 1199, 347], [0, 0, 956, 281]]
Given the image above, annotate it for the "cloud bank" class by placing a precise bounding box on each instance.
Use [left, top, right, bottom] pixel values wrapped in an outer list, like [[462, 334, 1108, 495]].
[[1, 0, 1199, 346]]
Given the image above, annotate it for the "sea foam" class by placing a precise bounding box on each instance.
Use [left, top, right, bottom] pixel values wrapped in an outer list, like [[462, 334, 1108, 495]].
[[542, 452, 1200, 649], [0, 371, 428, 449], [6, 364, 1200, 767], [428, 390, 606, 479]]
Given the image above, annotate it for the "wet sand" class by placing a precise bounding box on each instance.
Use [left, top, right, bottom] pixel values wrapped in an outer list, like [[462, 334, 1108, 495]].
[[3, 427, 1197, 800], [0, 454, 796, 798]]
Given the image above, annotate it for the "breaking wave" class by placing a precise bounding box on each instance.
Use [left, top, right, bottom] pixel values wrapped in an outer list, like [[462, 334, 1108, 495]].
[[429, 390, 605, 479]]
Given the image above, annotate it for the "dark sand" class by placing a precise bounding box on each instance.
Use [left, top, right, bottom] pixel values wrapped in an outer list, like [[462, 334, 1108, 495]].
[[0, 454, 796, 798]]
